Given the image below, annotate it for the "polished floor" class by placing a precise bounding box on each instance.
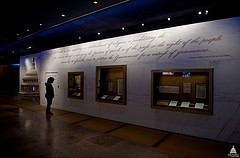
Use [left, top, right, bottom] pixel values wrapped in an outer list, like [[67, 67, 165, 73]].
[[0, 95, 235, 158]]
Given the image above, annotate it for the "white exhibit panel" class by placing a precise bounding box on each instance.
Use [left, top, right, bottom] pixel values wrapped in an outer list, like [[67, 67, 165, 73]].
[[19, 53, 41, 93], [20, 17, 240, 144]]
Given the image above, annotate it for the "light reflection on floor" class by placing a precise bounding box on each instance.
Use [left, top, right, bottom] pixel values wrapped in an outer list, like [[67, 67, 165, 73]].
[[0, 95, 234, 158]]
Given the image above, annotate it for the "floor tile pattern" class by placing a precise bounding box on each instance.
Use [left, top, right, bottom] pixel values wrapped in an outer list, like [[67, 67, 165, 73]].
[[0, 95, 236, 158], [76, 118, 125, 133]]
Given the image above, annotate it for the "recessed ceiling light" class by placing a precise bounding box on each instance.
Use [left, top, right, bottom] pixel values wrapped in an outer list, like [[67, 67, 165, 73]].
[[98, 32, 101, 35], [198, 11, 202, 15], [141, 23, 144, 26], [122, 27, 125, 30], [167, 17, 171, 21], [26, 46, 32, 49], [40, 23, 43, 26], [78, 36, 81, 40], [61, 14, 66, 17], [27, 29, 30, 32], [205, 10, 208, 14], [94, 1, 98, 4]]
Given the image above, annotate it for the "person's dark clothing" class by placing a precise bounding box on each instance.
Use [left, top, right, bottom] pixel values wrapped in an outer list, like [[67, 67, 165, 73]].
[[45, 82, 54, 98], [45, 82, 54, 114]]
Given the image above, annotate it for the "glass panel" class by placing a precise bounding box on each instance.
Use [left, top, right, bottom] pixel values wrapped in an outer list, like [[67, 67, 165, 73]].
[[152, 69, 213, 115], [68, 72, 84, 99], [96, 65, 126, 105]]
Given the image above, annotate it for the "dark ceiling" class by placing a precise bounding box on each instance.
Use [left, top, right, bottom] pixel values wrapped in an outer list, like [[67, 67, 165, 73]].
[[0, 0, 239, 64]]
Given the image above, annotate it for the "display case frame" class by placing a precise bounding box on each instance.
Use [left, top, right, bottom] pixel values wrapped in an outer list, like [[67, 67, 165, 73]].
[[96, 65, 127, 105], [68, 72, 84, 99], [151, 69, 213, 115]]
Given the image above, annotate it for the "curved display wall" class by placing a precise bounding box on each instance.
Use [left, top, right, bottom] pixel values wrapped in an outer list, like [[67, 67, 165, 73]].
[[20, 17, 240, 144]]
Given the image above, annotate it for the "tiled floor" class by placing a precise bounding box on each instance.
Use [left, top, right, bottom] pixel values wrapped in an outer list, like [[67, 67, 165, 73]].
[[109, 125, 170, 146], [76, 118, 125, 133], [0, 95, 236, 158], [53, 112, 93, 124]]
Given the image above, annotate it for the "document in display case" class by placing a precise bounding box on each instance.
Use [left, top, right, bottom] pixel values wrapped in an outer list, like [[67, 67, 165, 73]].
[[151, 69, 213, 115], [68, 72, 84, 99], [96, 65, 126, 105]]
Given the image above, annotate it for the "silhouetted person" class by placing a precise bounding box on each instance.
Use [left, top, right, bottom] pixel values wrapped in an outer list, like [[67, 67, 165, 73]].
[[45, 77, 54, 115]]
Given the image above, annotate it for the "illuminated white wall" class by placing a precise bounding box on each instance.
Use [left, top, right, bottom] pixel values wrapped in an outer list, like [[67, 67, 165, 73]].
[[20, 17, 240, 144], [19, 53, 41, 91]]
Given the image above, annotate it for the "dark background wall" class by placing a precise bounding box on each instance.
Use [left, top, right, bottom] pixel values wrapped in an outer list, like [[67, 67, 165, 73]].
[[0, 65, 19, 95]]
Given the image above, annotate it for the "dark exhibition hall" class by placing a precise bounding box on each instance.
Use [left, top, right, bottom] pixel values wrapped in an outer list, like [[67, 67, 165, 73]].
[[0, 0, 240, 157]]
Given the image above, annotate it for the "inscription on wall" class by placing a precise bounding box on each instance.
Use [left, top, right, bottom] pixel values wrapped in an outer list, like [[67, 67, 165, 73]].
[[43, 28, 230, 65]]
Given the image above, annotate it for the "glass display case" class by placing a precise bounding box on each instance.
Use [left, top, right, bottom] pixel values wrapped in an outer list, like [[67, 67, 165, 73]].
[[68, 72, 84, 99], [151, 69, 213, 115], [96, 65, 126, 105]]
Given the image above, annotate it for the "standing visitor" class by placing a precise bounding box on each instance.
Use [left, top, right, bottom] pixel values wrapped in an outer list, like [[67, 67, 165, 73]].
[[45, 77, 54, 115]]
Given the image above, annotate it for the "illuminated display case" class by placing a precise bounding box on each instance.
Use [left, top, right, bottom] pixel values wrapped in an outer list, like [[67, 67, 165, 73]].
[[151, 69, 213, 115], [96, 65, 126, 105], [68, 72, 84, 99]]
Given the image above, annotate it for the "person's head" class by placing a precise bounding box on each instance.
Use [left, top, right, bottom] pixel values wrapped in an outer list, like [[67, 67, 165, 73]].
[[47, 77, 54, 83]]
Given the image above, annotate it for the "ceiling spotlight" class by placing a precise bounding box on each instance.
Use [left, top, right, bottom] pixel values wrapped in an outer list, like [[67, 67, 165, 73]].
[[198, 11, 202, 15], [167, 17, 171, 21], [39, 23, 43, 26], [26, 46, 32, 49], [78, 36, 81, 40], [141, 23, 144, 26], [94, 1, 98, 4], [205, 10, 208, 14], [122, 27, 125, 30], [98, 32, 101, 35], [61, 14, 66, 17], [27, 29, 30, 32]]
